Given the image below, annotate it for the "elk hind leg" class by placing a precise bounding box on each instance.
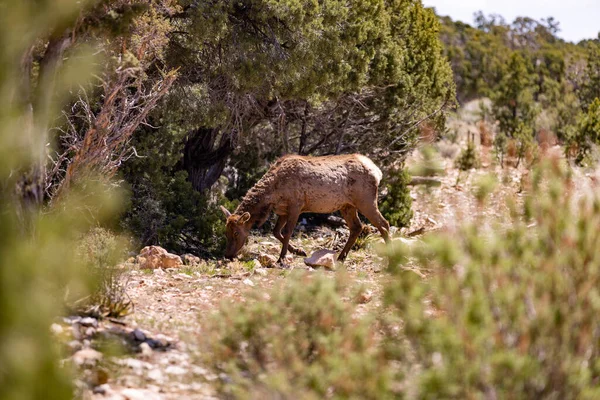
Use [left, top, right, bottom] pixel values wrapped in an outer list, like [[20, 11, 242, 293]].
[[357, 201, 390, 243], [338, 205, 363, 262]]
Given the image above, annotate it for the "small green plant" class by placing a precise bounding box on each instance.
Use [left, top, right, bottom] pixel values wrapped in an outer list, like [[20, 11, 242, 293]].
[[75, 228, 132, 318], [513, 122, 537, 167], [455, 134, 480, 171], [493, 131, 508, 167], [472, 173, 498, 205]]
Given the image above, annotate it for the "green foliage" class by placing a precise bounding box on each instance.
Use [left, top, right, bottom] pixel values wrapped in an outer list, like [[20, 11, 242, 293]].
[[513, 122, 538, 167], [168, 0, 455, 160], [120, 123, 231, 255], [380, 168, 413, 228], [408, 145, 445, 177], [578, 44, 600, 111], [493, 131, 508, 166], [384, 161, 600, 398], [0, 2, 124, 398], [571, 98, 600, 165], [492, 52, 539, 137], [455, 136, 480, 171], [204, 272, 391, 399]]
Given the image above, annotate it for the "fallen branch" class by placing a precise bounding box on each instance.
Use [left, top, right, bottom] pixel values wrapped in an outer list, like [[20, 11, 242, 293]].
[[408, 177, 442, 187]]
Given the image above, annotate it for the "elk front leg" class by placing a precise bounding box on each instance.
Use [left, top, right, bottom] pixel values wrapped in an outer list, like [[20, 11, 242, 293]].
[[277, 208, 301, 268], [273, 215, 307, 257]]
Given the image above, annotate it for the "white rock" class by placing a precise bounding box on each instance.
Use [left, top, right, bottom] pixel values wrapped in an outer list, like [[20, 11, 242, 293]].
[[147, 368, 163, 382], [80, 317, 98, 327], [303, 249, 337, 269], [50, 323, 63, 335], [139, 342, 153, 357], [72, 348, 103, 366], [132, 328, 146, 342], [165, 365, 187, 375], [242, 278, 255, 287], [120, 389, 163, 400], [254, 267, 268, 277]]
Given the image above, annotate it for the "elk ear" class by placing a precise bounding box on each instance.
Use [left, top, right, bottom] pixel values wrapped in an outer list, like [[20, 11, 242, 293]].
[[220, 205, 231, 218], [239, 212, 251, 224]]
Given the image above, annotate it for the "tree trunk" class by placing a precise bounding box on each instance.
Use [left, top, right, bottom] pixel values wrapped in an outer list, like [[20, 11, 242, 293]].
[[18, 32, 73, 208], [183, 128, 234, 192]]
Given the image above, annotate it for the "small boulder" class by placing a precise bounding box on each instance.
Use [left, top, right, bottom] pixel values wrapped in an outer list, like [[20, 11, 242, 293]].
[[303, 249, 337, 270], [131, 328, 146, 342], [357, 289, 374, 304], [136, 246, 182, 269]]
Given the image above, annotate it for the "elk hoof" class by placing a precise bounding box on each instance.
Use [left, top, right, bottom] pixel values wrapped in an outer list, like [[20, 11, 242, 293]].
[[276, 259, 292, 269]]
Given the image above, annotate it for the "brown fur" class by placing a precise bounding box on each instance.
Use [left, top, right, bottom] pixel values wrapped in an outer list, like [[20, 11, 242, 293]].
[[222, 154, 390, 265]]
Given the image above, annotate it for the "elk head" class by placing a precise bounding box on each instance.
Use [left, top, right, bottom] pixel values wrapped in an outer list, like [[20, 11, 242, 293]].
[[221, 206, 251, 259]]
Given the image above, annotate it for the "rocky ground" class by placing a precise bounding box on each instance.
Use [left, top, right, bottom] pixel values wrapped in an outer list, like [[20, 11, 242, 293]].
[[54, 109, 597, 399]]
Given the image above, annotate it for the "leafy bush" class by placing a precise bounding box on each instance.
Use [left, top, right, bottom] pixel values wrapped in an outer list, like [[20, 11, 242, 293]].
[[380, 168, 413, 229], [203, 272, 391, 399], [384, 159, 600, 399], [0, 2, 128, 399]]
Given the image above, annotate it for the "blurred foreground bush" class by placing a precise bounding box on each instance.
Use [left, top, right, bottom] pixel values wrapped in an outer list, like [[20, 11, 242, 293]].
[[203, 273, 392, 399], [385, 159, 600, 398], [0, 1, 125, 398]]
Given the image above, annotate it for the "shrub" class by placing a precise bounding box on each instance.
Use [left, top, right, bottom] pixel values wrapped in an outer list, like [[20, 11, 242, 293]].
[[493, 131, 508, 167], [202, 272, 392, 399], [570, 98, 600, 166], [513, 122, 538, 167], [384, 159, 600, 399], [380, 168, 413, 229], [455, 135, 480, 171], [75, 228, 132, 318]]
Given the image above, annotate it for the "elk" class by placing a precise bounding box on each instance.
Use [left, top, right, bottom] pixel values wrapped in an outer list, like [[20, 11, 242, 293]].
[[220, 154, 390, 266]]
